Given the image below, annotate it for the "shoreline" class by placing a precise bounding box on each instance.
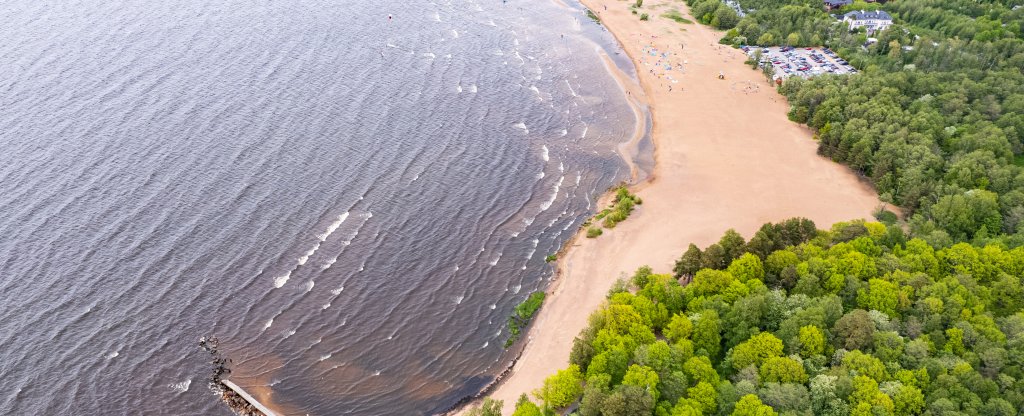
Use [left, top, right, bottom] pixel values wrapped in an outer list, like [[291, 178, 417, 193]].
[[445, 10, 656, 414], [598, 50, 652, 184], [442, 186, 622, 416], [466, 0, 882, 414]]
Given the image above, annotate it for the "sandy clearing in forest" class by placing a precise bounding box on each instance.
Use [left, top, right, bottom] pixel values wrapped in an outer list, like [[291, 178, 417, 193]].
[[469, 0, 881, 414]]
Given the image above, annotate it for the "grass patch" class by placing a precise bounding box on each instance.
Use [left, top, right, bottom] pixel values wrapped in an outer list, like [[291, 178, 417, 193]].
[[662, 9, 693, 24], [873, 208, 899, 225], [504, 291, 546, 348], [585, 8, 601, 24], [640, 13, 650, 21], [586, 186, 641, 239], [544, 254, 557, 263], [599, 186, 642, 229]]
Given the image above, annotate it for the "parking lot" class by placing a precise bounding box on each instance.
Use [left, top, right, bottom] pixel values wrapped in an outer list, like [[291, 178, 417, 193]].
[[742, 46, 858, 79]]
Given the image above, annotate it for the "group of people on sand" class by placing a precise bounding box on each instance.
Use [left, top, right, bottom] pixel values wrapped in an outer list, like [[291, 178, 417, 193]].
[[638, 34, 686, 93]]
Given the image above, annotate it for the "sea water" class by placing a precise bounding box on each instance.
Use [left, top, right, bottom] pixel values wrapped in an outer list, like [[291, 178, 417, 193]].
[[0, 0, 642, 414]]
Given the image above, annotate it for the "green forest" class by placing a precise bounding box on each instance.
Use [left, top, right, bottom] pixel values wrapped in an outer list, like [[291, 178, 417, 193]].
[[500, 219, 1024, 415], [686, 0, 1024, 246]]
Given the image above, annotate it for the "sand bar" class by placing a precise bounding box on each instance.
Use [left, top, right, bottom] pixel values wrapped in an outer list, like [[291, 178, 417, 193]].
[[474, 0, 881, 414]]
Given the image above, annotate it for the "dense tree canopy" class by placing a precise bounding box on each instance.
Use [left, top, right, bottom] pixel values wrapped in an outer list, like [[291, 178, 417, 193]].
[[685, 0, 742, 29], [509, 219, 1024, 415]]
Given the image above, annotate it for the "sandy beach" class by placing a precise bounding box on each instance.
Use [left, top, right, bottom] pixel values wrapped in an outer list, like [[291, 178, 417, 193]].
[[473, 0, 881, 414]]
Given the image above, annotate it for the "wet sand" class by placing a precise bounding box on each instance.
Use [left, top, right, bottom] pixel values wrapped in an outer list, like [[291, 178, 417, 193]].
[[473, 0, 880, 413]]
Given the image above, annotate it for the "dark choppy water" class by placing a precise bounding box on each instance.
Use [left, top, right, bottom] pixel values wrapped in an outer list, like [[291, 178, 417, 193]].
[[0, 0, 642, 414]]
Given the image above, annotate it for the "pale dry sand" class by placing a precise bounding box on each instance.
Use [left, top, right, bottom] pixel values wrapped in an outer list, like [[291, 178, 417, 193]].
[[471, 0, 881, 414]]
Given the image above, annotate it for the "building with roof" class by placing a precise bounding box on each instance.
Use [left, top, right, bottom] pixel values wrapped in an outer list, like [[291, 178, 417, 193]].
[[723, 0, 747, 18], [823, 0, 852, 11], [842, 10, 893, 34]]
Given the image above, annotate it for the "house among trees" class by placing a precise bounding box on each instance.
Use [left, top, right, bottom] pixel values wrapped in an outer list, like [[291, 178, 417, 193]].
[[842, 10, 893, 34], [822, 0, 851, 11]]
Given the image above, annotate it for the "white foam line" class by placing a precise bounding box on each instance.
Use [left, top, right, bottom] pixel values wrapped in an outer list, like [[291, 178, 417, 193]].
[[276, 211, 352, 287], [321, 258, 337, 270], [273, 271, 292, 288], [524, 238, 539, 264], [168, 379, 191, 393], [318, 213, 350, 241], [320, 212, 372, 270], [297, 243, 319, 266], [539, 175, 565, 212], [530, 85, 542, 101]]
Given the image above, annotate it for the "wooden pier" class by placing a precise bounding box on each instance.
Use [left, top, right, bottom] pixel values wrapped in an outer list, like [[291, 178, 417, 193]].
[[221, 379, 281, 416]]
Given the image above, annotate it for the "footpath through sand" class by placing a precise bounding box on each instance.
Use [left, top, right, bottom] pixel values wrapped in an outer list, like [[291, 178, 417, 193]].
[[475, 0, 881, 414]]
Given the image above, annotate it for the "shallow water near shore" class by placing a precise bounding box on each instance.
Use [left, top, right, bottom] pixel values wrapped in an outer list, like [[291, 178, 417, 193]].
[[0, 0, 643, 414]]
